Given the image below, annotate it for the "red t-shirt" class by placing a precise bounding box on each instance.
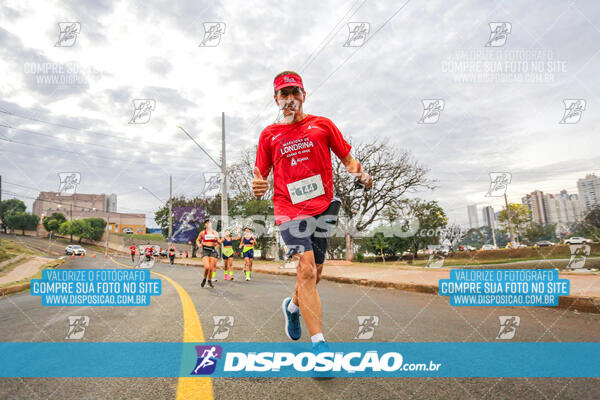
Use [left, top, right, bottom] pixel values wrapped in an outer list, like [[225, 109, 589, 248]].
[[255, 114, 352, 225], [130, 245, 136, 254]]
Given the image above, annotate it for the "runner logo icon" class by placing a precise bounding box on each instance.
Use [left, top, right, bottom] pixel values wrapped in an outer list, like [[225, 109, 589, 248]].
[[65, 315, 90, 340], [418, 99, 444, 124], [55, 22, 81, 47], [559, 99, 586, 124], [496, 316, 520, 339], [485, 22, 512, 47], [354, 316, 379, 339], [210, 316, 234, 340], [192, 345, 223, 375]]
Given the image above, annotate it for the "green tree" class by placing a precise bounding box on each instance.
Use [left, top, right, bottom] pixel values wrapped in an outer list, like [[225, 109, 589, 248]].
[[1, 199, 27, 233], [571, 206, 600, 242], [42, 212, 67, 235], [497, 203, 531, 242], [405, 199, 448, 258], [69, 219, 93, 244], [59, 221, 71, 236], [83, 218, 107, 241], [524, 223, 557, 244], [5, 212, 40, 235]]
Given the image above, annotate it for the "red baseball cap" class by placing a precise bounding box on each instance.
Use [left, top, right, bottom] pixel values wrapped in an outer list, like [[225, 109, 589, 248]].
[[273, 73, 304, 92]]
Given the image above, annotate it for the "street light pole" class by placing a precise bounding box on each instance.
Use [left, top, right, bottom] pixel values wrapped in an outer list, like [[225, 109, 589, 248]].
[[504, 193, 517, 248], [221, 112, 228, 231], [168, 176, 173, 241], [70, 202, 73, 243], [177, 117, 228, 235]]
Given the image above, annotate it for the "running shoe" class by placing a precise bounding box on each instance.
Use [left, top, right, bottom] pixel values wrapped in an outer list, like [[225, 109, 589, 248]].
[[282, 297, 301, 340], [311, 341, 333, 379], [201, 278, 206, 288], [312, 340, 330, 355], [208, 280, 214, 288]]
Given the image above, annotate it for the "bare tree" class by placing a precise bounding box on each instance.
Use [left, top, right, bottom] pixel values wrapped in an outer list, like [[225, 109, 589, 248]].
[[440, 223, 466, 252], [227, 146, 274, 201], [332, 140, 434, 260], [229, 140, 433, 261]]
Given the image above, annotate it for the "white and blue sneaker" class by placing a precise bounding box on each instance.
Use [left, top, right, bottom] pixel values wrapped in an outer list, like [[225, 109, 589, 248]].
[[282, 297, 301, 340], [312, 341, 333, 379]]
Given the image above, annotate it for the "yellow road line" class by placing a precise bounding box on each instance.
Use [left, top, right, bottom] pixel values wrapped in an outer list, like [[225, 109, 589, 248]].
[[110, 257, 213, 400]]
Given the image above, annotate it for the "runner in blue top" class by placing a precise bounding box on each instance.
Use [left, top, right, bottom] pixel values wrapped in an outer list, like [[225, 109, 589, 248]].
[[219, 228, 241, 281], [239, 227, 257, 281]]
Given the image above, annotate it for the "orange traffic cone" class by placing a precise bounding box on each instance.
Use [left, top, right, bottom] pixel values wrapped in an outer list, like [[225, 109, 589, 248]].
[[71, 254, 75, 259], [104, 254, 108, 258], [93, 254, 96, 258]]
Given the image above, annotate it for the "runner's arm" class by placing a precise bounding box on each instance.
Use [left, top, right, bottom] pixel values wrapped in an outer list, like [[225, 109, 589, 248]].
[[325, 117, 372, 188], [253, 130, 272, 197], [340, 153, 373, 188]]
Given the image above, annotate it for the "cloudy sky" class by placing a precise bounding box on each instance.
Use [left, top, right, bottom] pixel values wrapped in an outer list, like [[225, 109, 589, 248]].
[[1, 0, 599, 227]]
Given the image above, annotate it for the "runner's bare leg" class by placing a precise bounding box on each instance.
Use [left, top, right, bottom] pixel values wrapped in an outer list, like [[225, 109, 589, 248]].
[[292, 262, 323, 305], [294, 250, 322, 336]]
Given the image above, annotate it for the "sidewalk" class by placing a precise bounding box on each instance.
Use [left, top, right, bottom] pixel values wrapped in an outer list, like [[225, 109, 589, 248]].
[[158, 257, 600, 314]]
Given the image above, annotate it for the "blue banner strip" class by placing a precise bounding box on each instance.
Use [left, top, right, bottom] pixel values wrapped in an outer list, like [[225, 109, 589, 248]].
[[0, 342, 598, 377]]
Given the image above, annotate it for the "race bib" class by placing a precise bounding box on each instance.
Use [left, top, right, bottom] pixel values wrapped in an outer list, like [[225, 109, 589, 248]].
[[287, 174, 325, 205]]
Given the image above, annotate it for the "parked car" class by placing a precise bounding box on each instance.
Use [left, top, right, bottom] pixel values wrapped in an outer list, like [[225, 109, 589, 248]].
[[160, 250, 168, 257], [535, 240, 554, 247], [480, 244, 498, 251], [65, 245, 86, 256], [123, 228, 134, 234], [564, 237, 590, 245]]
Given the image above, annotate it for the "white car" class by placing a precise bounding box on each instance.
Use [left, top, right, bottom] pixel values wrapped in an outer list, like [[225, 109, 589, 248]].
[[65, 245, 86, 255], [564, 237, 590, 245], [481, 244, 498, 251], [123, 228, 134, 234]]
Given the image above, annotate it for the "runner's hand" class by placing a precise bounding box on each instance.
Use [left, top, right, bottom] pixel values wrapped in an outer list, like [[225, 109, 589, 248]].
[[360, 171, 373, 189], [253, 167, 268, 197]]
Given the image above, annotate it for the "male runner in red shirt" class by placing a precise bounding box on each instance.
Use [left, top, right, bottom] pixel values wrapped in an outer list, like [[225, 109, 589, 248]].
[[129, 244, 136, 262], [253, 71, 372, 350]]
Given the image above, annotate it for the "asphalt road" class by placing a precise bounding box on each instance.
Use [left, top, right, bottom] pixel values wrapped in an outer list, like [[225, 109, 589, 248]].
[[1, 235, 600, 399]]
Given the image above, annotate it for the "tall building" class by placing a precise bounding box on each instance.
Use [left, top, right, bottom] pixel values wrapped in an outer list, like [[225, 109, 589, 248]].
[[522, 190, 547, 225], [481, 206, 495, 229], [467, 204, 479, 229], [544, 190, 582, 224], [577, 173, 600, 212], [32, 192, 145, 234], [522, 189, 582, 226]]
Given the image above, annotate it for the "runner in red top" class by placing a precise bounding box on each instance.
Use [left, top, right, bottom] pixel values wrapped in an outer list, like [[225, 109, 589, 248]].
[[129, 245, 136, 262], [253, 71, 372, 349]]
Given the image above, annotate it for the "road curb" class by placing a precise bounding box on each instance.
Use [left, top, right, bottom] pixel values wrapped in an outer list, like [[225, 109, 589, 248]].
[[0, 259, 65, 296], [164, 260, 600, 314]]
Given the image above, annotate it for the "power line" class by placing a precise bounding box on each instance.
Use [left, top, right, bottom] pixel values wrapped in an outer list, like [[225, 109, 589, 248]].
[[1, 189, 157, 217], [0, 134, 131, 162], [299, 0, 368, 73], [309, 0, 411, 97], [0, 122, 191, 160], [0, 108, 168, 146], [244, 0, 369, 134]]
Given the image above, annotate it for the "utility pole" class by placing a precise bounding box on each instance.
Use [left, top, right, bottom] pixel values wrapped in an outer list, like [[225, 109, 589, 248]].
[[504, 193, 517, 248], [177, 114, 228, 235], [221, 112, 228, 233], [168, 175, 173, 241], [105, 213, 110, 256], [70, 202, 73, 243], [0, 175, 3, 241]]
